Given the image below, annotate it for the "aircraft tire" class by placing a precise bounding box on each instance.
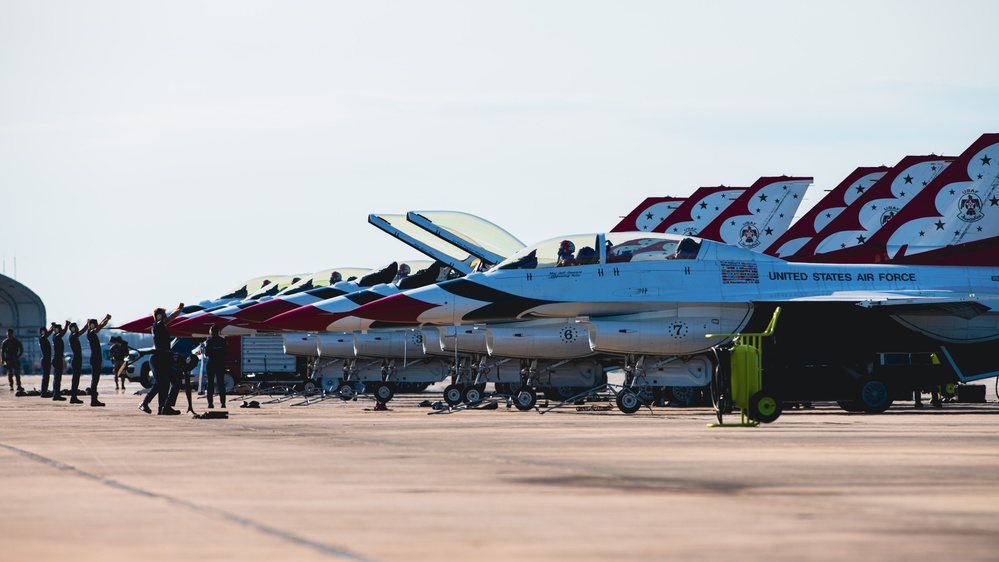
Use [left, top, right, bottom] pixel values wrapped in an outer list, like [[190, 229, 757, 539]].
[[443, 384, 463, 406], [302, 380, 318, 394], [856, 377, 893, 414], [513, 387, 537, 411], [462, 385, 483, 405], [747, 390, 782, 423], [616, 390, 641, 414], [372, 382, 394, 403], [338, 382, 357, 401]]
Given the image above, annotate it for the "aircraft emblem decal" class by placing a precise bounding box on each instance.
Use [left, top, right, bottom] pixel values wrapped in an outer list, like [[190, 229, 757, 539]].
[[880, 205, 900, 226], [957, 190, 985, 223], [738, 222, 761, 249]]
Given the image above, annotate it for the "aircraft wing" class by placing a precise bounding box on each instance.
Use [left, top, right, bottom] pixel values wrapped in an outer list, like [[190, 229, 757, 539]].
[[770, 291, 994, 319]]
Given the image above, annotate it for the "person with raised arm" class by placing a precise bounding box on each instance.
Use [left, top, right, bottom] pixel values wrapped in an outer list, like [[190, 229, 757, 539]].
[[138, 303, 185, 415], [84, 315, 112, 407]]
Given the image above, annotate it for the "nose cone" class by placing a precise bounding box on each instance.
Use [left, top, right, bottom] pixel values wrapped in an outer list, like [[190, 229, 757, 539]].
[[230, 299, 300, 326], [264, 305, 349, 332], [116, 315, 154, 333], [351, 293, 442, 324]]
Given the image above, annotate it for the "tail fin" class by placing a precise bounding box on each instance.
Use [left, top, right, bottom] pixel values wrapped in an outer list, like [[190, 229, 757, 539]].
[[651, 186, 746, 235], [766, 166, 890, 258], [693, 176, 813, 253], [871, 133, 999, 266], [792, 155, 953, 263], [611, 196, 685, 232]]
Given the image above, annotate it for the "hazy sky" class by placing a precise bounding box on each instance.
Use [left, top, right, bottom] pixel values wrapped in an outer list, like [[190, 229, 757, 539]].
[[2, 0, 998, 326]]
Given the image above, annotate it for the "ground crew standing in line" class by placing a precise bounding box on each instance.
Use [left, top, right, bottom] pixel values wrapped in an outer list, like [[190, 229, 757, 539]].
[[204, 325, 228, 409], [138, 303, 184, 415], [38, 326, 53, 398], [67, 322, 85, 404], [110, 336, 129, 390], [51, 322, 67, 401], [85, 315, 112, 407], [2, 329, 24, 393]]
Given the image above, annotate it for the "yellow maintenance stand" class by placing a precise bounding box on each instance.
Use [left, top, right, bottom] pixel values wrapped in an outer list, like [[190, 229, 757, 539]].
[[706, 307, 781, 427]]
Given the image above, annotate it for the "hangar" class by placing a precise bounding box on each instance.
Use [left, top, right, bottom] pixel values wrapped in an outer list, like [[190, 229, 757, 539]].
[[0, 274, 46, 373]]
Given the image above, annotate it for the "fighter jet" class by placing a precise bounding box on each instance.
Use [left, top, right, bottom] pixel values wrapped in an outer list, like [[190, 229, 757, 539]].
[[166, 266, 379, 337], [115, 275, 284, 333], [348, 230, 999, 413]]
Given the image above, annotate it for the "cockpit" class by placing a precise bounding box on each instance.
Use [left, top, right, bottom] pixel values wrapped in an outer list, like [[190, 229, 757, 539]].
[[495, 233, 702, 270]]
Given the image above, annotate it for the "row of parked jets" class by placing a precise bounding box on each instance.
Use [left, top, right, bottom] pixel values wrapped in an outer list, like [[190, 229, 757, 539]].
[[118, 133, 999, 418]]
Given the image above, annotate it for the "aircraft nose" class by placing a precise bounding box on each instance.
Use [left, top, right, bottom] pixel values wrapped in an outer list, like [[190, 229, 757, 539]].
[[115, 315, 154, 333], [264, 305, 347, 332], [351, 293, 441, 324]]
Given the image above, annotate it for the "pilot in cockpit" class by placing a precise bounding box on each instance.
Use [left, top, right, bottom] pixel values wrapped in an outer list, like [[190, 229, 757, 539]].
[[674, 237, 699, 259], [576, 246, 598, 265], [556, 240, 575, 267], [329, 271, 342, 284], [394, 263, 412, 283]]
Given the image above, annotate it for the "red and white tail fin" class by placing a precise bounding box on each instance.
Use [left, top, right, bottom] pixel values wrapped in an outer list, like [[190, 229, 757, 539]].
[[650, 186, 746, 235], [870, 133, 999, 265], [694, 176, 813, 253], [766, 167, 890, 258], [792, 155, 953, 263], [611, 196, 685, 232]]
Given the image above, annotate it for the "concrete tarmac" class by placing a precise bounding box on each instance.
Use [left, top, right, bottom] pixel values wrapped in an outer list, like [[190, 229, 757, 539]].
[[2, 378, 998, 562]]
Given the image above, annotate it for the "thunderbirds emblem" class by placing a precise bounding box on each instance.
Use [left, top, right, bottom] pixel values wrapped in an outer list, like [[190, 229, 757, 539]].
[[880, 205, 900, 226], [738, 222, 761, 248], [957, 190, 985, 223]]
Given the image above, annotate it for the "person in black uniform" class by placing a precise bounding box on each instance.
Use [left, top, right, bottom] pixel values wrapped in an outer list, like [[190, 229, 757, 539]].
[[138, 303, 184, 415], [38, 326, 54, 398], [84, 315, 112, 407], [51, 322, 67, 401], [67, 322, 86, 404], [2, 329, 24, 393], [109, 337, 129, 390], [203, 325, 228, 409]]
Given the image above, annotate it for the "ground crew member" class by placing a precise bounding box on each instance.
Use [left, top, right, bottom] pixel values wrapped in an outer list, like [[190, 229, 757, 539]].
[[38, 326, 53, 398], [204, 325, 228, 409], [51, 322, 67, 401], [67, 322, 86, 404], [109, 336, 129, 390], [2, 329, 24, 393], [138, 303, 184, 415], [85, 315, 112, 407]]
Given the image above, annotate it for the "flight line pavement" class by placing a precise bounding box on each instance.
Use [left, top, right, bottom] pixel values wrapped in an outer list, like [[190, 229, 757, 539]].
[[1, 377, 998, 562]]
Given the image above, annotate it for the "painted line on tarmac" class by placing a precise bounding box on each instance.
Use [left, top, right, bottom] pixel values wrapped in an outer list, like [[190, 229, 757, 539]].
[[0, 442, 379, 562]]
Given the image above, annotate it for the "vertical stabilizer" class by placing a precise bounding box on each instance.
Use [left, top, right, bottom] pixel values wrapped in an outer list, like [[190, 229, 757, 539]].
[[651, 186, 746, 236], [793, 155, 953, 262], [611, 196, 685, 232], [767, 166, 889, 258], [694, 176, 813, 253], [873, 133, 999, 265]]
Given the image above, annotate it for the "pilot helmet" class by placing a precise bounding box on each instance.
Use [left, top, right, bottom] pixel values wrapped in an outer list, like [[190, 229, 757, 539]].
[[558, 240, 575, 258]]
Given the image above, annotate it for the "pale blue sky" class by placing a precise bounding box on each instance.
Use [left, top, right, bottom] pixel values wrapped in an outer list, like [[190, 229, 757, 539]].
[[1, 0, 997, 325]]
